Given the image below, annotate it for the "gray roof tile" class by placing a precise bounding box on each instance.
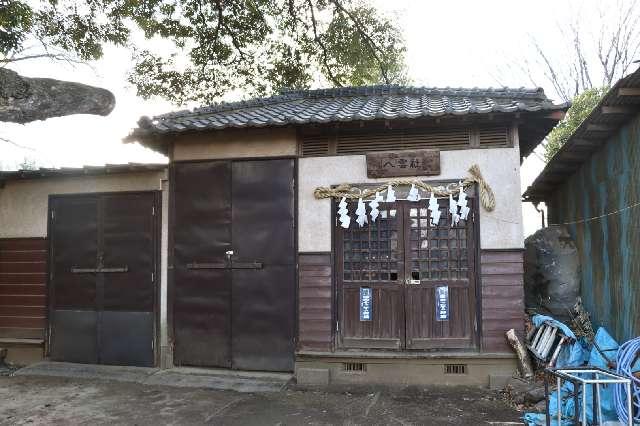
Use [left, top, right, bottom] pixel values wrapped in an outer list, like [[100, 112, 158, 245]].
[[128, 85, 567, 139]]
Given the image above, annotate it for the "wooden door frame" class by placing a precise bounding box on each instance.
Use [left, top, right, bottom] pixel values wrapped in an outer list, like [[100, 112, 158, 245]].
[[332, 183, 482, 352], [46, 190, 162, 365]]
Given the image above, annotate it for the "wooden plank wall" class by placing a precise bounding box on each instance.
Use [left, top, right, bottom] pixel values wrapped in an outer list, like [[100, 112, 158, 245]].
[[480, 249, 524, 353], [0, 238, 47, 340], [298, 253, 332, 351]]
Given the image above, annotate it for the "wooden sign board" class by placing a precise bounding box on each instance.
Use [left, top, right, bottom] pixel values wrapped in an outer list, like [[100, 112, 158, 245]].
[[366, 149, 440, 178]]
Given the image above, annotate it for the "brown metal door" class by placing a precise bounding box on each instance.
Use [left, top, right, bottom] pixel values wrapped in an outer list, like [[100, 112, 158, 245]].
[[172, 159, 295, 371], [337, 201, 405, 350], [49, 192, 157, 366], [50, 196, 99, 363], [231, 159, 295, 371], [172, 161, 232, 368], [403, 197, 477, 349], [100, 193, 156, 366]]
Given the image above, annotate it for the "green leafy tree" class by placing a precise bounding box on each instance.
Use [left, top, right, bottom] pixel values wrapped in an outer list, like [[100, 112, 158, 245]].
[[544, 87, 608, 162], [0, 0, 407, 122]]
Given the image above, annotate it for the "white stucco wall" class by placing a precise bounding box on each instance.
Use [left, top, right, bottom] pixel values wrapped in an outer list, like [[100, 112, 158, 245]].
[[298, 148, 523, 252], [0, 171, 166, 238]]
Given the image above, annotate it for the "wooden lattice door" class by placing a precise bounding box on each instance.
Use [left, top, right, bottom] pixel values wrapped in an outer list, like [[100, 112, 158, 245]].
[[336, 194, 478, 351], [337, 201, 405, 349], [403, 197, 477, 349]]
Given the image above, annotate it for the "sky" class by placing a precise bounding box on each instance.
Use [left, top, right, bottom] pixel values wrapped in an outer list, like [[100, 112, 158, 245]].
[[1, 0, 634, 236]]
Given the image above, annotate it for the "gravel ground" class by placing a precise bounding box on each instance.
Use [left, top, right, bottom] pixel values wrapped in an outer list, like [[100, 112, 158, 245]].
[[0, 375, 523, 425]]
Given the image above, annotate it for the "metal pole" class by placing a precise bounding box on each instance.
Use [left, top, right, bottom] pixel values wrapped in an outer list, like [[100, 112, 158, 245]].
[[557, 376, 562, 425], [545, 372, 551, 426], [573, 381, 580, 426], [596, 382, 603, 425], [626, 381, 633, 426], [592, 381, 597, 425], [582, 382, 587, 425]]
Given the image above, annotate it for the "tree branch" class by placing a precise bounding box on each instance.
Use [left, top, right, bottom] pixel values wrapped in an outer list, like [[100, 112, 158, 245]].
[[213, 0, 247, 61], [306, 0, 342, 87], [0, 68, 115, 124], [0, 136, 35, 151], [330, 0, 390, 84]]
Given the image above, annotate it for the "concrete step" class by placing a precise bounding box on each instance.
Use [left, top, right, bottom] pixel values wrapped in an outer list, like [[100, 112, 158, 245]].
[[146, 367, 292, 392], [14, 361, 292, 393]]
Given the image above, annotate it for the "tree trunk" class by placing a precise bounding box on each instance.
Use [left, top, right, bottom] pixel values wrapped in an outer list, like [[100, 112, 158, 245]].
[[506, 328, 535, 379], [0, 68, 115, 124]]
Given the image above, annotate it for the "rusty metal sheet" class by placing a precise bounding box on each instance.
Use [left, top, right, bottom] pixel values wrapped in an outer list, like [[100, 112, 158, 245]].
[[173, 161, 232, 368], [231, 158, 295, 371], [549, 116, 640, 342]]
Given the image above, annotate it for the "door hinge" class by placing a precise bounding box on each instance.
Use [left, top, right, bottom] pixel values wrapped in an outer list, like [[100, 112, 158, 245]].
[[151, 272, 154, 282], [50, 209, 55, 220], [336, 320, 339, 333], [152, 206, 155, 216], [474, 317, 478, 332]]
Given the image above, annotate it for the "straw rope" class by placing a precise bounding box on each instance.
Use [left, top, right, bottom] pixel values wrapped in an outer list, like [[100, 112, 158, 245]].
[[313, 164, 496, 212]]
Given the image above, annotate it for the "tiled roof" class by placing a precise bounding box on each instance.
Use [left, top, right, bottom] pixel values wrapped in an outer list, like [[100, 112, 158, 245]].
[[523, 68, 640, 202], [0, 163, 167, 183], [127, 85, 567, 140]]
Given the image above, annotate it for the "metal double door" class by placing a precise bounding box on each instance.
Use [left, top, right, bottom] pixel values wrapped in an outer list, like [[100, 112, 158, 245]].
[[172, 159, 295, 372], [48, 192, 158, 367]]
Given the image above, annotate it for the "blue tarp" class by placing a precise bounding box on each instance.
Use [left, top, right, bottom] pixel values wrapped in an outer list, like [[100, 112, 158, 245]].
[[523, 321, 620, 426]]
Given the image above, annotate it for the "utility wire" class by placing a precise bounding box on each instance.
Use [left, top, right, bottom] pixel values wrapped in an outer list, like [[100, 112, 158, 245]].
[[548, 198, 640, 226]]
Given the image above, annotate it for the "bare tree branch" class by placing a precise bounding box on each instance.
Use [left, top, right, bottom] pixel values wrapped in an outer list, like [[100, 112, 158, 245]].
[[510, 0, 640, 102], [0, 136, 35, 151]]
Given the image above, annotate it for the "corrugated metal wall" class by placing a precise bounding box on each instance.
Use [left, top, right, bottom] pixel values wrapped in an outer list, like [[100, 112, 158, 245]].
[[549, 114, 640, 342]]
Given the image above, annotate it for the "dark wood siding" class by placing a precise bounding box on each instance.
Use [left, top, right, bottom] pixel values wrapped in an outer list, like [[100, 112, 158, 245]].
[[480, 249, 524, 353], [298, 253, 332, 351], [0, 238, 47, 340]]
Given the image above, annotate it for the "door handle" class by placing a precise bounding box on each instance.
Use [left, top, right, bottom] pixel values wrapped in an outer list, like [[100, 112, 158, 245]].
[[225, 250, 234, 261], [71, 266, 128, 273], [186, 261, 262, 270]]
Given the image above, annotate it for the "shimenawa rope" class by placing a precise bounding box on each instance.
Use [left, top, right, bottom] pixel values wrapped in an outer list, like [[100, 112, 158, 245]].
[[313, 164, 496, 212]]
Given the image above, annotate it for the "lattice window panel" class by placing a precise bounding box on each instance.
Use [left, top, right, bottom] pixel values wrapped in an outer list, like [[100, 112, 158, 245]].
[[341, 202, 401, 282], [407, 199, 472, 281]]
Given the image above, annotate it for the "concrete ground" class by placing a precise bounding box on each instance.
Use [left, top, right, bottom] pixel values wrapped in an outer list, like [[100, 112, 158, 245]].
[[0, 365, 524, 425]]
